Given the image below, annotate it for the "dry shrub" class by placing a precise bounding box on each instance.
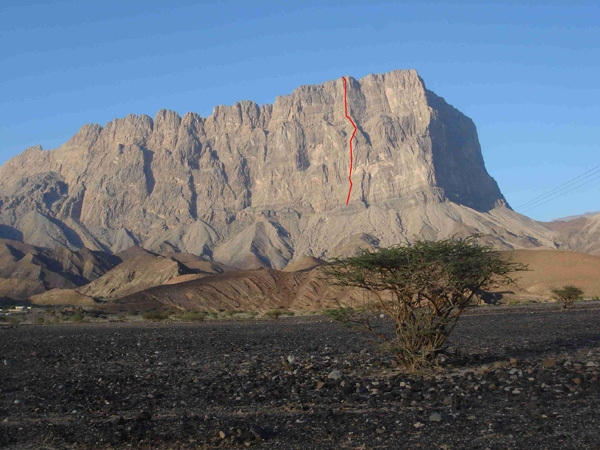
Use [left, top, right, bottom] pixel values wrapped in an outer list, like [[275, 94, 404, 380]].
[[324, 236, 527, 371]]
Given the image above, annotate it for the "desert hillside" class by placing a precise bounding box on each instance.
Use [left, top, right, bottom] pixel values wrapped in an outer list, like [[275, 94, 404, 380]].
[[498, 249, 600, 300], [541, 212, 600, 255], [28, 248, 596, 313]]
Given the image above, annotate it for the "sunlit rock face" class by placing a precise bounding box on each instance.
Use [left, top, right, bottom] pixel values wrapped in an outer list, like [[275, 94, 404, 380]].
[[0, 70, 557, 268]]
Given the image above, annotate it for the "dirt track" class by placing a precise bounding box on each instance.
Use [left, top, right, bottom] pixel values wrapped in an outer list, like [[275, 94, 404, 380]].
[[1, 304, 600, 449]]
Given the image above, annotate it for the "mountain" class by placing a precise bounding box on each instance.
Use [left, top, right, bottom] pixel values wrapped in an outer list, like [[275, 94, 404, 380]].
[[541, 213, 600, 255], [552, 211, 600, 222], [0, 238, 120, 302], [0, 69, 558, 271], [29, 251, 231, 306]]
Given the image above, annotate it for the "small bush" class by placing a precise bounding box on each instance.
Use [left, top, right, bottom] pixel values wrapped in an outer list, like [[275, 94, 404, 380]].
[[35, 317, 45, 324], [176, 311, 206, 322], [142, 311, 170, 321], [263, 309, 282, 319], [71, 312, 84, 323], [7, 315, 22, 325], [552, 285, 584, 308], [322, 307, 358, 322], [87, 309, 103, 318]]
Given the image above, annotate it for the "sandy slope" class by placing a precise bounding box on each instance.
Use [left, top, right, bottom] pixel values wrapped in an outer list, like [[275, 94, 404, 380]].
[[499, 249, 600, 300]]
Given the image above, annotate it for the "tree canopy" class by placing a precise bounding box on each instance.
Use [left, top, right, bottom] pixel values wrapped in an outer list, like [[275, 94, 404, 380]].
[[552, 285, 584, 308], [324, 236, 527, 370]]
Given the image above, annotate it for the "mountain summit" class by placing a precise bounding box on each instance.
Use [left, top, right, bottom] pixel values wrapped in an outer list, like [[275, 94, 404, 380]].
[[0, 70, 556, 268]]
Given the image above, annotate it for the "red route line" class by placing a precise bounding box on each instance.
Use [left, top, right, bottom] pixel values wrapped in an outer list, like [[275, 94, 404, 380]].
[[342, 76, 357, 206]]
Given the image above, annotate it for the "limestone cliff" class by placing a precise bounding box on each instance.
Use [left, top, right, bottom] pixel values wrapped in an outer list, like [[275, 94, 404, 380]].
[[0, 70, 558, 268]]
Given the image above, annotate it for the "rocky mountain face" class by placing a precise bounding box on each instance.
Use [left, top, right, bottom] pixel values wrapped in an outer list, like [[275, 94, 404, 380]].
[[0, 70, 558, 270]]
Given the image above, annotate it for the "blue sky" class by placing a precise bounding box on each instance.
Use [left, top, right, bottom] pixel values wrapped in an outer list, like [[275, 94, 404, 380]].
[[1, 0, 599, 221]]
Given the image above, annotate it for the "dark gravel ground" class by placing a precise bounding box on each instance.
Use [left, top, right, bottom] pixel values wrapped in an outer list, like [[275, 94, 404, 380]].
[[1, 303, 600, 449]]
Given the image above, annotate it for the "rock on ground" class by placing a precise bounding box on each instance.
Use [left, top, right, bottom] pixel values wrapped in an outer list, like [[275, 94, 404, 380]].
[[1, 304, 599, 449]]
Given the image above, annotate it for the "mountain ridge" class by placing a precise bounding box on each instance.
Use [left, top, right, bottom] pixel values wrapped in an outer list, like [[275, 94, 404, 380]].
[[0, 69, 559, 271]]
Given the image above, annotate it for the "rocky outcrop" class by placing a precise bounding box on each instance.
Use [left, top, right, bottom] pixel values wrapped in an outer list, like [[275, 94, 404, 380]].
[[0, 70, 559, 269]]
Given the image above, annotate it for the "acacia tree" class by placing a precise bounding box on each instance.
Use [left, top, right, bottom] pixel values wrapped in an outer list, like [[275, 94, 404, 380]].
[[551, 285, 584, 308], [324, 236, 527, 371]]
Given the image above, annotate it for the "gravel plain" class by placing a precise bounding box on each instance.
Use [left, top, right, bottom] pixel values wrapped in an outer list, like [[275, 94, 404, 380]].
[[1, 303, 600, 449]]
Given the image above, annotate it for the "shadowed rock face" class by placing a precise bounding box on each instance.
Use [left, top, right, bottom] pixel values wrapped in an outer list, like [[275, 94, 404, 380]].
[[26, 250, 231, 305], [0, 239, 121, 300], [0, 70, 558, 268]]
